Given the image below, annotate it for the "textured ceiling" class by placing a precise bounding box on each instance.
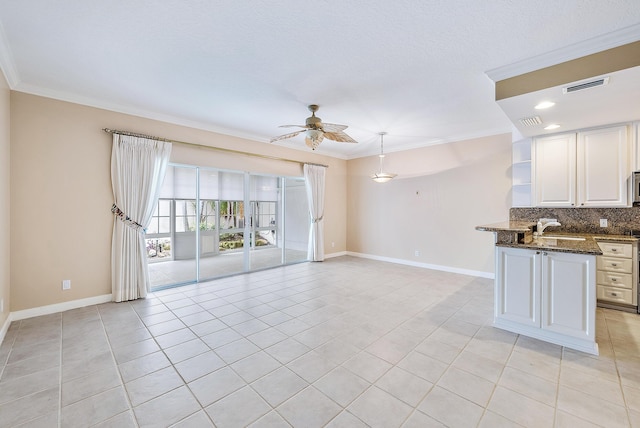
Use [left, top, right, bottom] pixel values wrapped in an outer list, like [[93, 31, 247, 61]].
[[0, 1, 639, 159]]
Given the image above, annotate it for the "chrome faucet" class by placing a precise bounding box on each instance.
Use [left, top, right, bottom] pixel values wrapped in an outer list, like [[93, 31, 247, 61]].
[[536, 218, 561, 236]]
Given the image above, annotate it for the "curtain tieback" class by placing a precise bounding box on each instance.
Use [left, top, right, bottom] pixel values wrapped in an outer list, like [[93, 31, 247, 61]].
[[111, 204, 146, 233], [312, 215, 324, 223]]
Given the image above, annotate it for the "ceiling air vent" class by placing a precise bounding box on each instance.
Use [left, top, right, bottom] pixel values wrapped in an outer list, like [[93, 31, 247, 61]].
[[563, 77, 609, 94], [519, 116, 542, 127]]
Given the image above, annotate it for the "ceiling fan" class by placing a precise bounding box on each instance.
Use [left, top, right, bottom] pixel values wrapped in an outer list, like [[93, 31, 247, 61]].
[[270, 104, 358, 150]]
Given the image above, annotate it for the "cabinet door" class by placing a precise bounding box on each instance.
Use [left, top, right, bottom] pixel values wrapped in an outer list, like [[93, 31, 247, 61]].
[[541, 251, 596, 341], [577, 125, 629, 207], [532, 133, 576, 207], [495, 247, 541, 327]]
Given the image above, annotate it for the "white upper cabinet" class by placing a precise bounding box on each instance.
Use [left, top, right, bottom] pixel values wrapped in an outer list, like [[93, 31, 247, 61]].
[[532, 133, 576, 207], [634, 122, 640, 171], [532, 125, 629, 207]]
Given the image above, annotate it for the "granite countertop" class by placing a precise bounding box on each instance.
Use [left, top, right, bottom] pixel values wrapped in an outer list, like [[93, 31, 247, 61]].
[[477, 221, 637, 255], [475, 221, 536, 232], [497, 233, 637, 255]]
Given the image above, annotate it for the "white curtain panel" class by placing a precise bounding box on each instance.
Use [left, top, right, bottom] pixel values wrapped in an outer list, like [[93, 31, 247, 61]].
[[111, 134, 172, 302], [303, 164, 326, 261]]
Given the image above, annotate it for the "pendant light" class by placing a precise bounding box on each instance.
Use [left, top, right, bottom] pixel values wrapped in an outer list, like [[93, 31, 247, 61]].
[[371, 132, 397, 183]]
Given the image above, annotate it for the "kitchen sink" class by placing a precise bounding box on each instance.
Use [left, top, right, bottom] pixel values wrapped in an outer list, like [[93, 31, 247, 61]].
[[538, 235, 585, 241]]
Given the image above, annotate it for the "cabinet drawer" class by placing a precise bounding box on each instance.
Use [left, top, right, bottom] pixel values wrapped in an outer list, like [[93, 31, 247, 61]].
[[597, 242, 633, 258], [597, 285, 633, 304], [596, 257, 633, 273], [597, 271, 633, 289]]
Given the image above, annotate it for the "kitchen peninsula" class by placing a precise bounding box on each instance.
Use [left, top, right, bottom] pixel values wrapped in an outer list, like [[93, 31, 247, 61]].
[[478, 221, 603, 355]]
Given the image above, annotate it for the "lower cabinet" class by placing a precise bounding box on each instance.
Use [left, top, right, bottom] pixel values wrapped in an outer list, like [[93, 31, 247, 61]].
[[495, 246, 598, 355]]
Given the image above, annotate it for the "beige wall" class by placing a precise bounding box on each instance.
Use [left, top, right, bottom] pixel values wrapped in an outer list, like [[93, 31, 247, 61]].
[[10, 92, 346, 311], [8, 90, 507, 313], [0, 70, 9, 327], [346, 134, 512, 275]]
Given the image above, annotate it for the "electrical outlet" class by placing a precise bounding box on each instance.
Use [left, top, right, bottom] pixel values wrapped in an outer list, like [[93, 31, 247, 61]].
[[62, 280, 71, 290], [600, 219, 608, 227], [331, 242, 335, 248], [0, 298, 3, 312], [415, 250, 420, 257]]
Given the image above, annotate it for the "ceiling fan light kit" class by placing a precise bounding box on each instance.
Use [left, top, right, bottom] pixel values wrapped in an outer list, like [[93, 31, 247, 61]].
[[305, 129, 324, 149], [371, 132, 397, 183], [270, 104, 357, 150]]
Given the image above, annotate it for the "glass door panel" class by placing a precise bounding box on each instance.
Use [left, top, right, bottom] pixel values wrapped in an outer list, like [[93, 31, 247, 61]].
[[249, 174, 282, 271], [148, 165, 198, 288], [203, 170, 246, 278], [283, 177, 310, 264]]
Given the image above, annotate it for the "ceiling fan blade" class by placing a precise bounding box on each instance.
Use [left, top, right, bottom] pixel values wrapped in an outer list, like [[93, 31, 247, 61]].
[[270, 130, 304, 143], [323, 130, 358, 143], [279, 124, 308, 129], [320, 122, 348, 132]]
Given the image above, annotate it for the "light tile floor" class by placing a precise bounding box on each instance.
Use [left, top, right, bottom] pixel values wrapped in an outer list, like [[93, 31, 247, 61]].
[[1, 256, 640, 427]]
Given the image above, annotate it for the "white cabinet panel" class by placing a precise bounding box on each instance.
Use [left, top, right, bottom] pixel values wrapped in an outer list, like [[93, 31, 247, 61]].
[[596, 240, 637, 307], [596, 257, 633, 273], [597, 286, 633, 304], [532, 133, 576, 207], [532, 125, 630, 207], [578, 125, 629, 207], [495, 247, 540, 327], [541, 252, 596, 341], [494, 247, 598, 354], [598, 241, 634, 258]]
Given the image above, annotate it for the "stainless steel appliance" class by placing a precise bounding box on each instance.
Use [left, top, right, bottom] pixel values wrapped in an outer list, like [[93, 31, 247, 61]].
[[631, 229, 640, 313], [633, 172, 640, 205]]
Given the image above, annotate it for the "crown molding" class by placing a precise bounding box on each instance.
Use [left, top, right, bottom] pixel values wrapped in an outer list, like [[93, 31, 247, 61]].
[[0, 20, 19, 87], [486, 23, 640, 82]]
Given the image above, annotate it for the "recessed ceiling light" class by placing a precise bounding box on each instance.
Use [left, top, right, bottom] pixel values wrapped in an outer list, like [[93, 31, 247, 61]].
[[535, 101, 555, 110], [544, 124, 560, 130]]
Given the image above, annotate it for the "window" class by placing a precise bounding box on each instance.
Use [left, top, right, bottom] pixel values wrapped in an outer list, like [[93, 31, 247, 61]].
[[147, 199, 171, 234], [219, 201, 244, 230], [255, 201, 276, 228], [146, 199, 172, 261], [199, 200, 216, 231], [175, 200, 197, 232]]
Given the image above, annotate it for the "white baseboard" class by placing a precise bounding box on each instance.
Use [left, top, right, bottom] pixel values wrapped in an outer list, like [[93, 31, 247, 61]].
[[346, 251, 495, 279], [10, 294, 113, 322], [0, 313, 12, 348], [325, 251, 347, 259]]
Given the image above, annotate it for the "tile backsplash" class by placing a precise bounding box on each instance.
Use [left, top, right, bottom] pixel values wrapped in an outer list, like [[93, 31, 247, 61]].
[[510, 207, 640, 235]]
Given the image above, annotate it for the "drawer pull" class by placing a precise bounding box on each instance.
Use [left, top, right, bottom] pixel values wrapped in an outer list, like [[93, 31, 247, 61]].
[[612, 278, 617, 282], [611, 263, 617, 267], [611, 249, 618, 252], [612, 292, 618, 297]]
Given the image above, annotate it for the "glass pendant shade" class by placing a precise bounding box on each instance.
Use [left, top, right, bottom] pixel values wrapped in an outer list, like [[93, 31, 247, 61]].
[[371, 171, 397, 183], [371, 132, 396, 183], [305, 129, 324, 150]]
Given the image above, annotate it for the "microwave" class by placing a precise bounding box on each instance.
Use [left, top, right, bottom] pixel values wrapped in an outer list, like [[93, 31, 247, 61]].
[[634, 172, 640, 205]]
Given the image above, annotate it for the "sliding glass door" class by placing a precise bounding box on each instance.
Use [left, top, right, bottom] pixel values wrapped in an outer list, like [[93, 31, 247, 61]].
[[146, 165, 198, 288], [147, 164, 309, 289], [248, 174, 281, 271]]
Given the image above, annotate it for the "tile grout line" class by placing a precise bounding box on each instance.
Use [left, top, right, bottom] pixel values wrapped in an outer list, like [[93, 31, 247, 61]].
[[58, 316, 63, 428], [603, 310, 633, 427], [97, 301, 141, 428]]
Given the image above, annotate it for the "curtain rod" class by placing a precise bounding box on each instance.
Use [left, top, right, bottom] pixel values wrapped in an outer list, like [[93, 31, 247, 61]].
[[102, 128, 328, 169]]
